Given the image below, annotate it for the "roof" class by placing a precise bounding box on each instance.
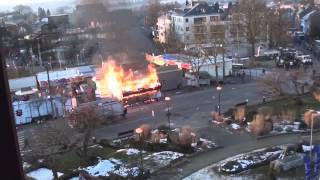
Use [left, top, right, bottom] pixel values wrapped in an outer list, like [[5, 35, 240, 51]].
[[36, 69, 81, 82], [9, 76, 37, 92], [302, 10, 317, 21], [299, 6, 314, 19], [173, 2, 223, 17], [66, 65, 96, 77]]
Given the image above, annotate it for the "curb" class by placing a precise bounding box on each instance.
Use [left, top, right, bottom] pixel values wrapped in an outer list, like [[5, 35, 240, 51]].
[[151, 145, 224, 175], [256, 129, 320, 140]]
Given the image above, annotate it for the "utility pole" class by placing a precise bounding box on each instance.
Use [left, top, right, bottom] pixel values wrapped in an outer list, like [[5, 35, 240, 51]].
[[37, 38, 42, 66], [46, 65, 55, 118], [49, 56, 53, 70]]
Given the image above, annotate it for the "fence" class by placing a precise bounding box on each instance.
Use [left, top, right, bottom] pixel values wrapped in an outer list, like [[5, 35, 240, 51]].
[[232, 68, 265, 81]]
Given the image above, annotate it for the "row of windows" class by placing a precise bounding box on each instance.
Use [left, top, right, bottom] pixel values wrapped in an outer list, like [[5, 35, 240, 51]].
[[173, 16, 220, 24], [184, 33, 225, 41], [184, 25, 225, 32]]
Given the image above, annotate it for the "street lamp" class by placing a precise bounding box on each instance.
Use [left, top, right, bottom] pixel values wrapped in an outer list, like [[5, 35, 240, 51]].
[[216, 86, 222, 115], [76, 54, 80, 66], [135, 128, 143, 171], [165, 97, 171, 130]]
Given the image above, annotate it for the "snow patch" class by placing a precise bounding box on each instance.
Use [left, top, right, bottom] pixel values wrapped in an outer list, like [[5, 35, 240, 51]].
[[82, 159, 120, 177], [27, 168, 54, 180], [23, 162, 31, 169], [113, 166, 140, 177], [89, 144, 103, 149], [230, 123, 240, 130], [160, 138, 167, 143], [302, 145, 314, 152], [81, 157, 139, 178], [144, 151, 183, 166], [126, 148, 140, 155]]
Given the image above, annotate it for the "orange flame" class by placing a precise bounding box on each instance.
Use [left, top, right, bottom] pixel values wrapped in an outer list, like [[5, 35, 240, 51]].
[[95, 60, 160, 100]]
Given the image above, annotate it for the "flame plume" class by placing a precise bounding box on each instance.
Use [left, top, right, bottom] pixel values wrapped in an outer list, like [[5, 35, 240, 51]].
[[95, 60, 160, 100]]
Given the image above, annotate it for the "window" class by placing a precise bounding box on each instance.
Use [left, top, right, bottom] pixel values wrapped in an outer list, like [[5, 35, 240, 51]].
[[194, 17, 206, 24], [185, 18, 189, 23], [210, 16, 220, 22], [186, 27, 189, 31], [194, 26, 206, 33]]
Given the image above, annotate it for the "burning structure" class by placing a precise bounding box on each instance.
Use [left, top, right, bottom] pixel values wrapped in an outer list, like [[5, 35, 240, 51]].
[[94, 60, 161, 105]]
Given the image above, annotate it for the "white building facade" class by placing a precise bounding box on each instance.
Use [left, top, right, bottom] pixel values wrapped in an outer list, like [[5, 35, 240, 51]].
[[156, 1, 228, 47]]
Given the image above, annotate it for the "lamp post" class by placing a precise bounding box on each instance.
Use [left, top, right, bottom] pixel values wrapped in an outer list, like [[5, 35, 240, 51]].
[[135, 128, 143, 171], [165, 96, 171, 130], [216, 86, 222, 115], [76, 54, 80, 66]]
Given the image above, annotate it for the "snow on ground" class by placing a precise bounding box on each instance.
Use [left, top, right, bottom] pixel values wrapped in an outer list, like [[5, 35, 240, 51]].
[[160, 138, 167, 143], [230, 123, 241, 130], [271, 122, 303, 134], [57, 172, 64, 177], [126, 148, 140, 155], [113, 166, 140, 177], [302, 145, 314, 152], [116, 148, 145, 155], [199, 138, 216, 149], [144, 151, 184, 166], [89, 144, 103, 149], [81, 157, 139, 178], [23, 162, 31, 169], [219, 148, 283, 173], [184, 147, 285, 180], [82, 159, 119, 177], [26, 168, 63, 180]]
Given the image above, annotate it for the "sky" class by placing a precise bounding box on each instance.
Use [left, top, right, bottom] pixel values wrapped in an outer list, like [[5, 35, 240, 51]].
[[0, 0, 75, 11]]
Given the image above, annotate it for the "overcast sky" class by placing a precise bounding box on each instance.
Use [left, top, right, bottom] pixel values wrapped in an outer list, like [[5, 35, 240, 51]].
[[0, 0, 75, 11]]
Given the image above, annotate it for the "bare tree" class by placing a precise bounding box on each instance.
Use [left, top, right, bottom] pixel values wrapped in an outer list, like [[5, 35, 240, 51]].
[[304, 110, 320, 129], [208, 24, 227, 81], [237, 0, 267, 57], [165, 27, 185, 53], [13, 5, 33, 15], [184, 46, 206, 86], [259, 70, 286, 96], [68, 105, 103, 158], [31, 121, 80, 179], [259, 69, 310, 96], [250, 114, 273, 136], [266, 8, 291, 47], [146, 0, 161, 27]]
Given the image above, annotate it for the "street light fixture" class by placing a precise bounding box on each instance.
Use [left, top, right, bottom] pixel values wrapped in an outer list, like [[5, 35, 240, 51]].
[[135, 128, 144, 170], [165, 96, 171, 130], [216, 86, 222, 115]]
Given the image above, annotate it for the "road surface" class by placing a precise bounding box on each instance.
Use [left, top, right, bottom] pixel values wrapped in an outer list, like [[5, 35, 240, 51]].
[[94, 81, 259, 139]]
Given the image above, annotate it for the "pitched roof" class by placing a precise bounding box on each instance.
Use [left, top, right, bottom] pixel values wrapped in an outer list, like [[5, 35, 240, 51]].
[[173, 2, 223, 17], [299, 6, 314, 19]]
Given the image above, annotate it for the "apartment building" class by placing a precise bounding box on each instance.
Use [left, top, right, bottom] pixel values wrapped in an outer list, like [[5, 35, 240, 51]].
[[156, 1, 228, 47]]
